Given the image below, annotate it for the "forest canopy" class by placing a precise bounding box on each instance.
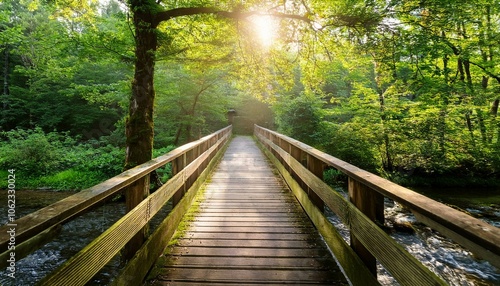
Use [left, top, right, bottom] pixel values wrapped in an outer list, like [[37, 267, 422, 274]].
[[0, 0, 499, 189]]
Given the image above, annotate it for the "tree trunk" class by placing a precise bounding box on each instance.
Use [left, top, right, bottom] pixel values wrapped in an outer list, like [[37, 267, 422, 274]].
[[464, 59, 473, 92], [123, 1, 158, 262], [465, 111, 475, 145]]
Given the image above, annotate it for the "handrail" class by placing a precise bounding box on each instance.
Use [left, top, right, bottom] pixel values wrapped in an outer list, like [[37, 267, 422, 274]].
[[254, 125, 500, 285], [0, 126, 232, 276], [40, 126, 232, 285]]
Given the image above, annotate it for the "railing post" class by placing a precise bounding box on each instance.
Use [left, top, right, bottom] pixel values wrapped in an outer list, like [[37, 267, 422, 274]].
[[289, 144, 302, 183], [348, 177, 384, 276], [172, 153, 186, 207], [307, 154, 325, 211], [123, 176, 150, 261]]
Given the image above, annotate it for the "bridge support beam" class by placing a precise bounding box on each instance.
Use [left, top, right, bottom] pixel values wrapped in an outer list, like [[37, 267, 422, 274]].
[[348, 178, 384, 276]]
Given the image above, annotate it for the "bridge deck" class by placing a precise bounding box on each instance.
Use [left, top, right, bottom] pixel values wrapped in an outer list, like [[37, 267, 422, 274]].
[[148, 136, 348, 285]]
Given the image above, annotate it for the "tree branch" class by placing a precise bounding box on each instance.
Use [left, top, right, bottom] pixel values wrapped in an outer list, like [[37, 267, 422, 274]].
[[469, 60, 500, 84], [154, 7, 310, 27]]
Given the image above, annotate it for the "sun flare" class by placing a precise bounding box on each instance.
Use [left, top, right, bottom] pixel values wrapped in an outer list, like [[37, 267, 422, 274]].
[[249, 14, 278, 47]]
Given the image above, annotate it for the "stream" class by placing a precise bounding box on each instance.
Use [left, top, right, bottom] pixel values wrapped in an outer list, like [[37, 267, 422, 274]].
[[327, 186, 500, 286], [0, 190, 172, 286], [0, 187, 498, 285]]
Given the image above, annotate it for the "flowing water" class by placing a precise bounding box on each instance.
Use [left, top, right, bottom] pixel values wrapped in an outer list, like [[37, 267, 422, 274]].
[[0, 190, 172, 286], [0, 188, 498, 285], [327, 186, 500, 286]]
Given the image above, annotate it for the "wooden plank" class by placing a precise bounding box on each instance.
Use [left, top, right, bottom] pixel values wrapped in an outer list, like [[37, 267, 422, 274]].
[[255, 125, 500, 269], [150, 136, 347, 285], [348, 177, 385, 275], [0, 126, 232, 253], [175, 239, 324, 248], [184, 226, 314, 233], [169, 246, 328, 257], [257, 132, 447, 286], [159, 267, 342, 282], [197, 202, 295, 207], [196, 207, 304, 212], [185, 212, 304, 218], [182, 232, 316, 241], [162, 256, 332, 269], [39, 132, 231, 286], [157, 268, 342, 283], [187, 221, 310, 227], [111, 134, 230, 286], [152, 282, 334, 286], [189, 216, 307, 223]]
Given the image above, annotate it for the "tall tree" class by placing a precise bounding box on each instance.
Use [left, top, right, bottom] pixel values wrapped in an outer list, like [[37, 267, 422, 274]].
[[123, 0, 311, 259]]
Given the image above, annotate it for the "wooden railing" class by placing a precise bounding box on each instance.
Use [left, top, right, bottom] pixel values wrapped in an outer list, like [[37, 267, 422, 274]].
[[255, 125, 500, 286], [0, 126, 232, 286]]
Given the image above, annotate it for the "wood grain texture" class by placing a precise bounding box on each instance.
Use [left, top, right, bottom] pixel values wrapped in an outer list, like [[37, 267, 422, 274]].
[[257, 132, 446, 286], [255, 125, 500, 270], [0, 126, 232, 254], [148, 136, 348, 285], [38, 130, 232, 286], [112, 133, 231, 286]]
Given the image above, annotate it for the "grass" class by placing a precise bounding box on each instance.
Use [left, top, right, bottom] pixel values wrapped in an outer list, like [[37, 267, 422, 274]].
[[0, 169, 107, 191]]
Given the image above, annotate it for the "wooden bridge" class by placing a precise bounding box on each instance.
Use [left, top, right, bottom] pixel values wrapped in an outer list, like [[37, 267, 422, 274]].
[[1, 125, 499, 285]]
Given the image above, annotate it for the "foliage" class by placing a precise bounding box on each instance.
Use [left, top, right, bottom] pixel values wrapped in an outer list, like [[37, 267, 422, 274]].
[[269, 0, 500, 186], [1, 0, 499, 190], [0, 128, 125, 190], [154, 62, 238, 146], [153, 146, 176, 182], [0, 128, 67, 175], [274, 94, 323, 146], [0, 0, 130, 136]]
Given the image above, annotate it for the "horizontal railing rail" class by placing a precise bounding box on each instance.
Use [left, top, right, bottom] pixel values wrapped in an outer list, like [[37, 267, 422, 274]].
[[0, 126, 232, 284], [255, 124, 499, 286]]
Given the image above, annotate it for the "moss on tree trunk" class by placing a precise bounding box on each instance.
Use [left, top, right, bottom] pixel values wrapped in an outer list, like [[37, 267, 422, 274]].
[[123, 1, 158, 261]]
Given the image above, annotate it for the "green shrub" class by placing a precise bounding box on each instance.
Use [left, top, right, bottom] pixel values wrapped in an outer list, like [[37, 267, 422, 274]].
[[0, 128, 67, 176], [75, 144, 125, 177], [0, 128, 126, 190], [322, 122, 381, 173], [323, 168, 347, 186], [153, 146, 176, 182], [36, 169, 105, 190]]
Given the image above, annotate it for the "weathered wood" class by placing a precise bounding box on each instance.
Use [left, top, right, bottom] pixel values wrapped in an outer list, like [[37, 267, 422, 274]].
[[257, 132, 447, 286], [175, 238, 321, 248], [157, 268, 341, 283], [149, 136, 348, 285], [307, 154, 326, 211], [181, 231, 315, 241], [112, 133, 230, 286], [255, 125, 500, 270], [348, 177, 384, 276], [0, 126, 232, 254], [38, 130, 231, 286], [171, 153, 186, 207], [258, 139, 379, 286], [123, 175, 150, 261], [159, 256, 331, 269]]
